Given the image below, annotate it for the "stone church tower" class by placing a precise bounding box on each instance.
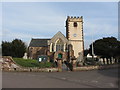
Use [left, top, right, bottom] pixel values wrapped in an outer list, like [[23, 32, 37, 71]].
[[66, 16, 84, 62]]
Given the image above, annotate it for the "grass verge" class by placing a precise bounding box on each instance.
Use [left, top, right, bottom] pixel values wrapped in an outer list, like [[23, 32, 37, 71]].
[[13, 58, 53, 68]]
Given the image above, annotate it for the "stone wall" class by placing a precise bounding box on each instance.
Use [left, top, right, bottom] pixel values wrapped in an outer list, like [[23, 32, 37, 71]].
[[0, 56, 20, 70], [28, 47, 48, 59], [4, 67, 58, 72], [76, 64, 118, 71]]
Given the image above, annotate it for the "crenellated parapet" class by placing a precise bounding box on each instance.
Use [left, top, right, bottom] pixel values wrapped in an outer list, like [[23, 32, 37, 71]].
[[66, 16, 83, 22]]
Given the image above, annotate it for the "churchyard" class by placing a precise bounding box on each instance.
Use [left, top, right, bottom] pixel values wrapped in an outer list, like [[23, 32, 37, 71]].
[[0, 55, 119, 72]]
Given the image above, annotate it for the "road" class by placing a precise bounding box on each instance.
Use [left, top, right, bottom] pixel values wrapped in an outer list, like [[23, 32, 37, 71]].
[[2, 68, 118, 88]]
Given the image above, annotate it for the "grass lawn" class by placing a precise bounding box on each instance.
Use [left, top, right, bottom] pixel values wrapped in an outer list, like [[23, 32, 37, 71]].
[[13, 58, 53, 68]]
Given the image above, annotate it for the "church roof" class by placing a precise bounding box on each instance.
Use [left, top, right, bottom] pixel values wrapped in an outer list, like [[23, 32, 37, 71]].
[[49, 31, 68, 44], [29, 38, 50, 47]]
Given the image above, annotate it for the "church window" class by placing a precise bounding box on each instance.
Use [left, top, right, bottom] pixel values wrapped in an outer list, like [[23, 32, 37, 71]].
[[73, 22, 77, 27], [52, 44, 54, 52], [56, 39, 64, 51], [61, 45, 64, 51]]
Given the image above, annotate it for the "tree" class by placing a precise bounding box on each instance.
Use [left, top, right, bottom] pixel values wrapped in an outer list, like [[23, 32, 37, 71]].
[[89, 37, 120, 58], [11, 39, 27, 58], [2, 41, 12, 56], [84, 49, 89, 56], [2, 39, 27, 58]]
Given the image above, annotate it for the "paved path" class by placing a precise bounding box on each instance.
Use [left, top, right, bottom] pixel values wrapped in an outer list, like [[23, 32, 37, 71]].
[[2, 68, 118, 88]]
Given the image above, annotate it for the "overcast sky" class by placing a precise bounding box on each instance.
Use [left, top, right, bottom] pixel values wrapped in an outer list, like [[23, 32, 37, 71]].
[[1, 2, 118, 49]]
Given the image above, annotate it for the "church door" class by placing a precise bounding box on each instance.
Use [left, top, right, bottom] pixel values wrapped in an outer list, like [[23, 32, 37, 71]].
[[58, 53, 62, 59]]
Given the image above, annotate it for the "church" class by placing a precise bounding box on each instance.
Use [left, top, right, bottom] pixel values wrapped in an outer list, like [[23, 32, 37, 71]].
[[28, 16, 84, 63]]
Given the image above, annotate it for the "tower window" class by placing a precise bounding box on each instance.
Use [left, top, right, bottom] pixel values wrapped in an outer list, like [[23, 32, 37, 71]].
[[73, 22, 77, 27]]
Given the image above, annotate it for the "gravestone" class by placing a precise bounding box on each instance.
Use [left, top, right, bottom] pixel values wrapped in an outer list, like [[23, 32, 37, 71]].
[[100, 58, 104, 65], [23, 53, 27, 59], [104, 58, 107, 65], [108, 58, 110, 64], [111, 57, 114, 64]]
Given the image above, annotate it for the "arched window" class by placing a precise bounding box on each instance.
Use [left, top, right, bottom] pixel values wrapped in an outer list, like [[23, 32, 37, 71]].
[[68, 44, 73, 51], [52, 44, 54, 52], [73, 22, 77, 27], [56, 39, 64, 51]]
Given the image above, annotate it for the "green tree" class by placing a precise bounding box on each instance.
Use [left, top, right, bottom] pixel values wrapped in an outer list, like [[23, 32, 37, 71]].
[[2, 39, 27, 58], [2, 41, 12, 56], [84, 49, 89, 56], [11, 39, 26, 58], [89, 37, 120, 58]]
